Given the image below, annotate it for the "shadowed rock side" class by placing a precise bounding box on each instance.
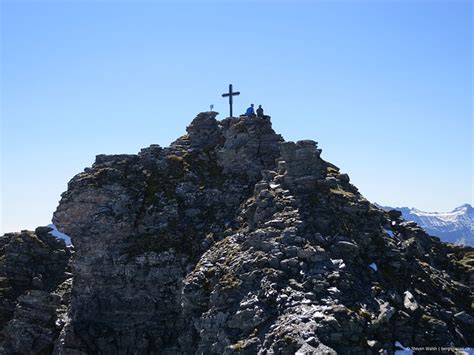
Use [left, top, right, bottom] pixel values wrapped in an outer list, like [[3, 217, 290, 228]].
[[0, 227, 72, 354], [4, 112, 471, 354]]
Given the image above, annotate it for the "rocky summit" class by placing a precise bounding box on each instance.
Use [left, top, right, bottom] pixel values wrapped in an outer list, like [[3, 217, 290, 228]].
[[1, 112, 473, 354]]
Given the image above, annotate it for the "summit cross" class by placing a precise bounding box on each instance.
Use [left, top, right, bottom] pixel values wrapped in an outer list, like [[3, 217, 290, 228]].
[[221, 84, 240, 117]]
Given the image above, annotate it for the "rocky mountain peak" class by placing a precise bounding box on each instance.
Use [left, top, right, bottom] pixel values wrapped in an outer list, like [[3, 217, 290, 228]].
[[1, 112, 473, 354], [453, 203, 474, 214]]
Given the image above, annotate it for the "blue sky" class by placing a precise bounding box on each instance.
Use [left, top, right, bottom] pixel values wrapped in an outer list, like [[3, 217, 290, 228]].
[[1, 0, 472, 233]]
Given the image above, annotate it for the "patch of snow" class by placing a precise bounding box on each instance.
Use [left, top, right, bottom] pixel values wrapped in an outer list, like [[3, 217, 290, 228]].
[[385, 229, 394, 237], [367, 340, 377, 347], [48, 224, 72, 245], [394, 341, 413, 354], [369, 263, 378, 272], [269, 183, 280, 189]]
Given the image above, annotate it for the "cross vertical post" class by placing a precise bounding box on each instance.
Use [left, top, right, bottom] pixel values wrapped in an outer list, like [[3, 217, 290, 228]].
[[221, 84, 240, 117]]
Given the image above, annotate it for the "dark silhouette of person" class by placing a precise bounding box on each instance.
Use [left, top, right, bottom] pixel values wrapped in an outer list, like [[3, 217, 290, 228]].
[[246, 104, 256, 117], [256, 105, 264, 118]]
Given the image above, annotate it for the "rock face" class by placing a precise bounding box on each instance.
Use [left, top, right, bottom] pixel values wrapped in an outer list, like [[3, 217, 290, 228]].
[[0, 227, 71, 354], [2, 112, 473, 354]]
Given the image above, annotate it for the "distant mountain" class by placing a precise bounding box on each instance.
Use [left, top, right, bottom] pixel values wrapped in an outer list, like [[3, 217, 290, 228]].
[[377, 204, 474, 246]]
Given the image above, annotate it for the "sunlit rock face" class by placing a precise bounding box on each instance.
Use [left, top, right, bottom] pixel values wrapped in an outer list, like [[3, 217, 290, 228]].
[[2, 112, 472, 354]]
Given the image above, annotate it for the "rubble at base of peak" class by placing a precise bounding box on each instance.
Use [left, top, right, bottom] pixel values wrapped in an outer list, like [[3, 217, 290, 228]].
[[1, 112, 473, 354]]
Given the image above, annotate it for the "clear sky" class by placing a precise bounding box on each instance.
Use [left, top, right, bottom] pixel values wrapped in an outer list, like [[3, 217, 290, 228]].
[[1, 0, 472, 234]]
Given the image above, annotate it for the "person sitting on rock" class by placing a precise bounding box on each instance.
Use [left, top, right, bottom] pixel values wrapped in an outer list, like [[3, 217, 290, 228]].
[[245, 104, 256, 117], [256, 105, 264, 118]]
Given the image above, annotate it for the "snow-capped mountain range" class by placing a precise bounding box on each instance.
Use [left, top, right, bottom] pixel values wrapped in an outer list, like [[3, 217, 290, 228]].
[[378, 204, 474, 246]]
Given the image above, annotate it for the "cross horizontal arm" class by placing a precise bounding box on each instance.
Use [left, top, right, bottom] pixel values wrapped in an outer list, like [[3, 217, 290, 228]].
[[222, 92, 240, 97]]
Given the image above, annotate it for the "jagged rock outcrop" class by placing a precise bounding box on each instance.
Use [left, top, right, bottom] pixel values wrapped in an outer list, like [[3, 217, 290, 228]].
[[0, 227, 71, 354], [2, 112, 473, 354], [51, 114, 283, 354]]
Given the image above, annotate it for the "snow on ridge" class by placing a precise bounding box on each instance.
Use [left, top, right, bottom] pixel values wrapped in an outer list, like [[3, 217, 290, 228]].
[[377, 203, 474, 246], [368, 263, 378, 272], [410, 207, 467, 218], [384, 229, 394, 238]]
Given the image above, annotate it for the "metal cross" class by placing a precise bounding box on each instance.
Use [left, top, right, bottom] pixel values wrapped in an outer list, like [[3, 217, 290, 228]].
[[221, 84, 240, 117]]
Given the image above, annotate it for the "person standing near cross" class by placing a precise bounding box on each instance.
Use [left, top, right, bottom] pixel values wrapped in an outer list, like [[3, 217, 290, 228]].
[[221, 84, 240, 117]]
